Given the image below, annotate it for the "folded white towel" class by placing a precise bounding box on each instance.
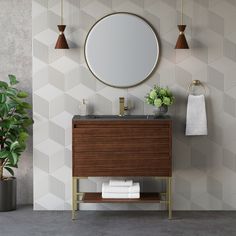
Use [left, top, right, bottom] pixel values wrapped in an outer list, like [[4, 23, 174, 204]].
[[102, 183, 140, 193], [102, 192, 140, 199], [186, 94, 208, 136], [109, 180, 133, 187]]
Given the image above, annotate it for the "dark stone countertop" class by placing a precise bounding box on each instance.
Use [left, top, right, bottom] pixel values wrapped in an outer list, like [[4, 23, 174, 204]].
[[72, 115, 172, 121]]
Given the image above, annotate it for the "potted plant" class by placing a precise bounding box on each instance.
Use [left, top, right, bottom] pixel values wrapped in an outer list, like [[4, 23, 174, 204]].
[[145, 85, 174, 117], [0, 75, 33, 211]]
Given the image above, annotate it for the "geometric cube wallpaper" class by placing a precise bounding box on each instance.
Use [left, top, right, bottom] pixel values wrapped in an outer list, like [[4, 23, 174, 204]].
[[33, 0, 236, 210]]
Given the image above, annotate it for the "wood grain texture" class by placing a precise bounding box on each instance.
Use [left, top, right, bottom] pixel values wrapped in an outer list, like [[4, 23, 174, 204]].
[[82, 192, 161, 203], [73, 119, 172, 177]]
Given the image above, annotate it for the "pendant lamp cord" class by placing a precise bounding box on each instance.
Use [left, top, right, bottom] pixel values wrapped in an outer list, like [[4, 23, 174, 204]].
[[181, 0, 183, 25], [61, 0, 63, 25]]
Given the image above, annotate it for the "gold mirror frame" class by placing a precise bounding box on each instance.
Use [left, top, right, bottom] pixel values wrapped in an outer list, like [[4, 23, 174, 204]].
[[84, 12, 160, 88]]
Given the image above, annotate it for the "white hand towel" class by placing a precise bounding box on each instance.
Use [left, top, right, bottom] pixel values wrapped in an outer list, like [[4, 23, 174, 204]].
[[102, 183, 140, 193], [109, 180, 133, 187], [102, 192, 140, 199], [185, 94, 207, 136]]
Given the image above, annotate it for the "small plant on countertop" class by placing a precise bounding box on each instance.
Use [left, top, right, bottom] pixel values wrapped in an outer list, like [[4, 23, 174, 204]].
[[0, 75, 33, 181], [145, 85, 174, 108]]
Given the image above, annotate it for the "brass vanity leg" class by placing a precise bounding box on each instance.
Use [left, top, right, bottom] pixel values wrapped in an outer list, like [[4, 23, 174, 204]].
[[168, 177, 172, 219], [72, 177, 77, 220], [165, 177, 169, 210]]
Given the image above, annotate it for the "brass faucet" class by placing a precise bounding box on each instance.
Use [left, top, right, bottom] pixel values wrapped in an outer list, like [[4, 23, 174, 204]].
[[119, 97, 128, 116]]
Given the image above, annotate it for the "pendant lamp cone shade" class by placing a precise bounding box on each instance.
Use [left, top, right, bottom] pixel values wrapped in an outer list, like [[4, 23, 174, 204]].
[[55, 25, 69, 49], [175, 25, 189, 49]]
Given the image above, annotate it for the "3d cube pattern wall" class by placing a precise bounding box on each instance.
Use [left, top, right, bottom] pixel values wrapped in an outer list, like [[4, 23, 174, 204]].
[[33, 0, 236, 210]]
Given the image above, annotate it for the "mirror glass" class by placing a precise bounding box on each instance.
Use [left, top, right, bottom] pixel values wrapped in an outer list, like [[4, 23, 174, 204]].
[[85, 13, 159, 88]]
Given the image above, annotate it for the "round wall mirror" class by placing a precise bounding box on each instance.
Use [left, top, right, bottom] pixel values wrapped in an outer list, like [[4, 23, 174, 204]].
[[84, 13, 160, 88]]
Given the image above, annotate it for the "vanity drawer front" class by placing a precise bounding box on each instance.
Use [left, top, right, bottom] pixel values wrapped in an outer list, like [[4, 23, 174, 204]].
[[73, 127, 170, 138], [73, 152, 170, 163], [73, 152, 171, 176], [73, 156, 171, 177], [72, 120, 172, 177], [74, 137, 170, 154]]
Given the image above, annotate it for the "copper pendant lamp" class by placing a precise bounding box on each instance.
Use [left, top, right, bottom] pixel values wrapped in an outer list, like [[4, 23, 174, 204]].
[[55, 0, 69, 49], [175, 0, 189, 49]]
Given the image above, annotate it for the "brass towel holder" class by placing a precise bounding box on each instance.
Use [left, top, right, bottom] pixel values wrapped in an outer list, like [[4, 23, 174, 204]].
[[188, 80, 206, 95]]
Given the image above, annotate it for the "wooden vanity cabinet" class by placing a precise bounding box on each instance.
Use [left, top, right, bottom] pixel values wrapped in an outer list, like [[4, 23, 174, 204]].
[[72, 116, 172, 219]]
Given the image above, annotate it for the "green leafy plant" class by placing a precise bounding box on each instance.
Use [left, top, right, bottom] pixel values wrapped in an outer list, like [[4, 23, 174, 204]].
[[0, 75, 33, 180], [145, 85, 174, 108]]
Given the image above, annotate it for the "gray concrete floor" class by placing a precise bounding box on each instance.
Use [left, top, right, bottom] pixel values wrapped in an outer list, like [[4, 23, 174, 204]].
[[0, 206, 236, 236]]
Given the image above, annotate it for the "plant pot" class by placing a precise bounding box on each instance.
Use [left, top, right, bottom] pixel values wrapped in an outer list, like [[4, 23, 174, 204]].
[[153, 105, 168, 117], [0, 177, 16, 211]]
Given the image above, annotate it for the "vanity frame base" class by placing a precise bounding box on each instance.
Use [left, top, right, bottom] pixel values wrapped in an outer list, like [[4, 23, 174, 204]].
[[72, 176, 172, 220]]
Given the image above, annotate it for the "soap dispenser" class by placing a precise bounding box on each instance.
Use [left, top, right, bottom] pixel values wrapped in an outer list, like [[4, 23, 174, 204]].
[[79, 99, 88, 116]]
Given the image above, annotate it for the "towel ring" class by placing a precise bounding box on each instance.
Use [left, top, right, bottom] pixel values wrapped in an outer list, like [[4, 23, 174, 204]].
[[187, 80, 206, 95]]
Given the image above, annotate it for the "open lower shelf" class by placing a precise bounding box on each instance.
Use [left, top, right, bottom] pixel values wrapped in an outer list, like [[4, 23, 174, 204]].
[[81, 192, 162, 203]]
